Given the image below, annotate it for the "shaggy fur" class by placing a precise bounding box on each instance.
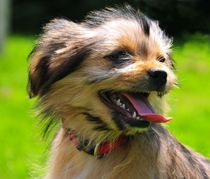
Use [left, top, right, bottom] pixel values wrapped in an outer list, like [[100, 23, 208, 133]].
[[28, 5, 210, 179]]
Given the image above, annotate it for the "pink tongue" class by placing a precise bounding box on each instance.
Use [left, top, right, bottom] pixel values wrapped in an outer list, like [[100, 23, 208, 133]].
[[124, 93, 171, 123]]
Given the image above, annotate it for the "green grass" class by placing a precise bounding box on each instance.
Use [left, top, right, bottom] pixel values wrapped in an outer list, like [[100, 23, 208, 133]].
[[0, 36, 46, 179], [168, 34, 210, 156], [0, 34, 210, 178]]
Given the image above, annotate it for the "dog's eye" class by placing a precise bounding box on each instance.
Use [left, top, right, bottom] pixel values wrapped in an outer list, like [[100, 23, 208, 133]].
[[157, 56, 166, 63], [104, 50, 131, 65]]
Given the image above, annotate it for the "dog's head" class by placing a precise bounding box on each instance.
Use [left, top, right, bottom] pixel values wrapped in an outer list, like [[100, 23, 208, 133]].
[[28, 5, 176, 141]]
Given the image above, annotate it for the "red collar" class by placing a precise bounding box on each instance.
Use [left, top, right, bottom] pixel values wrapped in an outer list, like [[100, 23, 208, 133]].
[[68, 129, 128, 158]]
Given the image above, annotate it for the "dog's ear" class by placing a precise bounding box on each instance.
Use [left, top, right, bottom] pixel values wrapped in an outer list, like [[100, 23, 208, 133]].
[[28, 19, 91, 98]]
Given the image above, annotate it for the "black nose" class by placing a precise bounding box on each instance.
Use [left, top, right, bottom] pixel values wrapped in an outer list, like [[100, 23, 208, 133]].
[[148, 69, 167, 90]]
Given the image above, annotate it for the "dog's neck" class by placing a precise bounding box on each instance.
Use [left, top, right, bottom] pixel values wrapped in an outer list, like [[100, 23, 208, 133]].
[[47, 125, 210, 179], [65, 124, 164, 158], [67, 128, 129, 158], [47, 125, 165, 178]]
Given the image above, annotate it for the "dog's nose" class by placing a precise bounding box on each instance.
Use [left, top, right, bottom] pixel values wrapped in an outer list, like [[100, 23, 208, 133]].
[[148, 69, 167, 90]]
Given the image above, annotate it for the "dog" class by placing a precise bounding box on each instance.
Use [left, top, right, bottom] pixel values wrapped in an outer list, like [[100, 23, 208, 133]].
[[28, 5, 210, 179]]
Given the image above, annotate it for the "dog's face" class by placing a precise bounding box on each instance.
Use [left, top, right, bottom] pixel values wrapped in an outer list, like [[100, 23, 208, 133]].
[[28, 6, 176, 140]]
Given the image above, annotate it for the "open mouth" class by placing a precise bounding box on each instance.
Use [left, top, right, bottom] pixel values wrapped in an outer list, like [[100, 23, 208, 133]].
[[99, 90, 171, 128]]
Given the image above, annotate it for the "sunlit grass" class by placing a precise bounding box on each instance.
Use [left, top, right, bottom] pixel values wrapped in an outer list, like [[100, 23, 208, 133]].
[[0, 34, 210, 178], [0, 36, 46, 179], [168, 34, 210, 156]]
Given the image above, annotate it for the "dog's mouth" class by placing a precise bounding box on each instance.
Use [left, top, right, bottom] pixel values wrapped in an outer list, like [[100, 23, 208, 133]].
[[99, 90, 171, 128]]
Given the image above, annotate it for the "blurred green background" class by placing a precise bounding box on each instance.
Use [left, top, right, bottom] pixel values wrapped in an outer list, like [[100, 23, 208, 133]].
[[0, 0, 210, 179]]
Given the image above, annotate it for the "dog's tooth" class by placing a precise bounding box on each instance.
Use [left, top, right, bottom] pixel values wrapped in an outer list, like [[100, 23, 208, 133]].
[[132, 112, 137, 118], [136, 116, 140, 120], [126, 108, 130, 112], [116, 99, 121, 106], [122, 104, 126, 109]]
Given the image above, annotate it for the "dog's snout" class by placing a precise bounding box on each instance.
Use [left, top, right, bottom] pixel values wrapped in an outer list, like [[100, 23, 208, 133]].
[[148, 69, 167, 89], [148, 69, 167, 81]]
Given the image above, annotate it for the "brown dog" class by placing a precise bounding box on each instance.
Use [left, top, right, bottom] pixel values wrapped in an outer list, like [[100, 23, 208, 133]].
[[28, 5, 210, 179]]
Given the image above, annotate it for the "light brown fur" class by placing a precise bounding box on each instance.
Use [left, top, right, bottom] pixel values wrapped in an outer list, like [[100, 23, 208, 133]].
[[28, 5, 210, 179]]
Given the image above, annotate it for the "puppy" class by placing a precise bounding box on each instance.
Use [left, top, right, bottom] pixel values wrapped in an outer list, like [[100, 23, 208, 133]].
[[28, 5, 210, 179]]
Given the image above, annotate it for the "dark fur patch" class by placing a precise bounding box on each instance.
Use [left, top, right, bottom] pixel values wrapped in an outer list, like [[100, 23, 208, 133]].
[[84, 4, 150, 36], [140, 42, 148, 57], [40, 47, 90, 95], [28, 56, 50, 97], [138, 13, 150, 36], [179, 143, 196, 166], [29, 44, 92, 97], [83, 112, 110, 131], [178, 143, 209, 178], [198, 164, 209, 179]]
